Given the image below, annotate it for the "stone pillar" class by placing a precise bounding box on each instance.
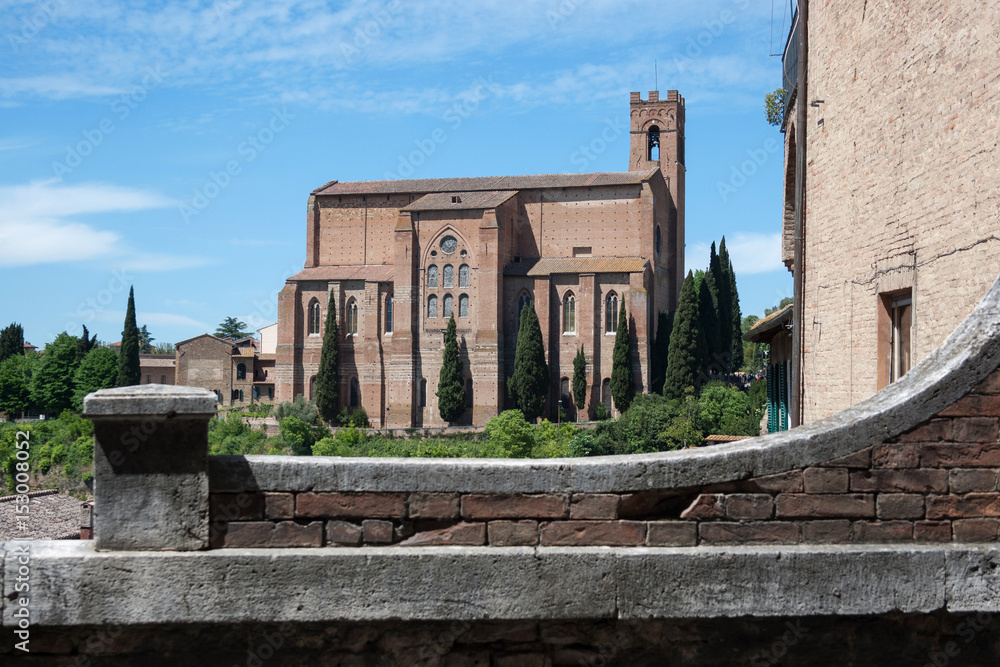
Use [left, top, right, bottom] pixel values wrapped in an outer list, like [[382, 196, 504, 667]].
[[83, 384, 217, 551]]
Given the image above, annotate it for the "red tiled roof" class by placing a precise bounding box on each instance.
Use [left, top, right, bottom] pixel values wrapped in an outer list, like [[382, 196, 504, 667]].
[[313, 170, 659, 196], [401, 190, 518, 212], [504, 257, 648, 277], [288, 265, 395, 283]]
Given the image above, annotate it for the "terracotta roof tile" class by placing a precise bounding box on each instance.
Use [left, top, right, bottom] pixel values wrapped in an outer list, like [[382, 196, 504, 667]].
[[313, 170, 659, 196], [288, 265, 395, 283], [401, 190, 518, 212]]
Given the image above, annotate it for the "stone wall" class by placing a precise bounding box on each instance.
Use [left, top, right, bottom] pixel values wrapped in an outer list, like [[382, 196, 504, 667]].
[[209, 367, 1000, 549]]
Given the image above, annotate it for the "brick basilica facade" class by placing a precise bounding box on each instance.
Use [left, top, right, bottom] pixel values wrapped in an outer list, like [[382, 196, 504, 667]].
[[275, 91, 686, 427]]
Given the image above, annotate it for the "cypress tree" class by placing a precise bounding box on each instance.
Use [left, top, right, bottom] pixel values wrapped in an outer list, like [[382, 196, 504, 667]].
[[650, 310, 674, 395], [508, 304, 548, 422], [610, 300, 635, 414], [0, 322, 24, 363], [76, 325, 98, 363], [727, 255, 744, 371], [664, 271, 702, 399], [437, 313, 466, 423], [315, 290, 340, 423], [698, 275, 722, 375], [116, 287, 141, 387], [572, 346, 587, 418], [716, 238, 734, 372]]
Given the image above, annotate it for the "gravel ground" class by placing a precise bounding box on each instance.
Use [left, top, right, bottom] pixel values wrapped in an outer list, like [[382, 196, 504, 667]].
[[0, 492, 87, 541]]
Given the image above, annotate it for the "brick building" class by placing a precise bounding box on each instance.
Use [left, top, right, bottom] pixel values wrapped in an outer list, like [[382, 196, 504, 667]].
[[276, 91, 686, 427], [175, 334, 275, 406], [781, 2, 1000, 424]]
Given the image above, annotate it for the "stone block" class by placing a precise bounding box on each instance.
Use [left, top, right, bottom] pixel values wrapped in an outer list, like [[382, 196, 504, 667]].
[[940, 395, 1000, 418], [297, 492, 406, 519], [698, 522, 799, 545], [215, 521, 323, 548], [679, 494, 725, 520], [210, 492, 264, 521], [570, 494, 620, 520], [953, 417, 1000, 444], [949, 469, 1000, 494], [926, 494, 1000, 520], [952, 519, 1000, 542], [914, 521, 953, 543], [326, 520, 362, 545], [876, 494, 925, 520], [921, 443, 1000, 468], [264, 492, 295, 520], [803, 468, 849, 493], [362, 519, 394, 544], [896, 419, 953, 443], [850, 469, 948, 493], [801, 520, 851, 544], [487, 520, 538, 546], [400, 522, 486, 546], [725, 494, 774, 520], [872, 443, 922, 468], [408, 493, 460, 520], [818, 448, 872, 468], [539, 521, 645, 546], [646, 521, 697, 547], [462, 494, 568, 520], [851, 521, 914, 543], [776, 493, 875, 519]]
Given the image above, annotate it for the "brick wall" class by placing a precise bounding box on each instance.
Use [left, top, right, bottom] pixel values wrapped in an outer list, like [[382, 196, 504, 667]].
[[210, 367, 1000, 549], [792, 1, 1000, 422]]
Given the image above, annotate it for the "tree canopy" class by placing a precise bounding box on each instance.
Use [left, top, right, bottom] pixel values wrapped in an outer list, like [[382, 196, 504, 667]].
[[508, 304, 548, 422], [437, 314, 466, 423], [0, 323, 24, 363], [215, 316, 252, 340], [116, 286, 141, 387], [31, 333, 79, 414], [314, 292, 340, 423], [664, 271, 702, 399], [610, 300, 635, 414], [0, 354, 36, 419], [73, 347, 119, 411]]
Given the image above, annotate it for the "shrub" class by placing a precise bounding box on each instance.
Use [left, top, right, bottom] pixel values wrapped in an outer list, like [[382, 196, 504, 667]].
[[484, 410, 535, 457], [274, 395, 321, 425], [697, 381, 758, 436], [594, 403, 611, 421], [569, 431, 607, 457], [659, 416, 704, 449], [279, 416, 316, 456]]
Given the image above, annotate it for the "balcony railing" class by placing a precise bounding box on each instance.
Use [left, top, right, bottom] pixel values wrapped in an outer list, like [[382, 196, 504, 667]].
[[782, 9, 799, 121]]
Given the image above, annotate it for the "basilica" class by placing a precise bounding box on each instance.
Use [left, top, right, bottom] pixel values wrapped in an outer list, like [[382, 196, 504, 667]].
[[275, 91, 686, 427]]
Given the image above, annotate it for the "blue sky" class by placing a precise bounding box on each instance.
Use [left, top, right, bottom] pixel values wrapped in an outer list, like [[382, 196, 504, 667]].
[[0, 0, 793, 349]]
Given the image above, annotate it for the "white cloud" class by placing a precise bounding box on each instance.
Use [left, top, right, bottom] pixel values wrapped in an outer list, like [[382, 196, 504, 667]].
[[89, 309, 211, 331], [0, 76, 123, 100], [686, 232, 784, 276], [0, 180, 200, 270]]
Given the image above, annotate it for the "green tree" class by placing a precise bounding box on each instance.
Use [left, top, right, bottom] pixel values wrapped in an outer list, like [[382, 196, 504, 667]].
[[437, 313, 466, 423], [572, 347, 587, 418], [278, 416, 315, 456], [483, 410, 535, 458], [650, 310, 673, 395], [138, 325, 155, 354], [152, 342, 176, 355], [116, 286, 141, 387], [75, 325, 98, 363], [716, 238, 735, 371], [765, 87, 786, 126], [765, 296, 794, 316], [610, 300, 635, 414], [72, 347, 119, 411], [508, 305, 548, 422], [0, 354, 35, 418], [698, 275, 721, 375], [664, 271, 702, 399], [697, 382, 758, 436], [31, 333, 80, 414], [215, 316, 251, 340], [314, 291, 340, 423], [726, 254, 744, 371], [0, 323, 24, 363]]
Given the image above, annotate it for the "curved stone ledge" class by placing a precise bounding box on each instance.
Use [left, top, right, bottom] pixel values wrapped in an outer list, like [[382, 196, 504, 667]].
[[212, 277, 1000, 494], [3, 541, 998, 627]]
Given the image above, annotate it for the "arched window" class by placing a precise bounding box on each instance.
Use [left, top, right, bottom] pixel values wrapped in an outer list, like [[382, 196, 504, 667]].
[[602, 378, 612, 409], [465, 378, 473, 408], [346, 298, 358, 335], [385, 294, 393, 333], [518, 291, 532, 316], [428, 265, 438, 288], [648, 125, 660, 161], [308, 298, 321, 334], [459, 294, 469, 318], [349, 377, 359, 407], [309, 376, 317, 400], [654, 226, 662, 255], [419, 378, 427, 407], [563, 292, 576, 333], [606, 293, 619, 333], [252, 386, 260, 400], [560, 378, 572, 416], [428, 295, 438, 319], [236, 363, 246, 381], [443, 294, 454, 318], [443, 264, 454, 288], [459, 264, 470, 288]]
